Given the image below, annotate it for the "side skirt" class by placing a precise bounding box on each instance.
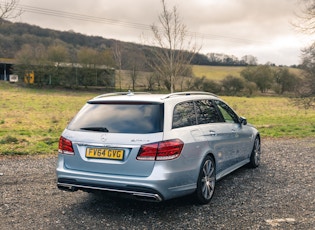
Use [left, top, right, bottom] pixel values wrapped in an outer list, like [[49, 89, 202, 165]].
[[216, 159, 250, 180]]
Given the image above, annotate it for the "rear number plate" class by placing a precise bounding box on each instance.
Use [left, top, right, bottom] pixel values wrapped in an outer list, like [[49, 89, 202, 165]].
[[86, 148, 124, 160]]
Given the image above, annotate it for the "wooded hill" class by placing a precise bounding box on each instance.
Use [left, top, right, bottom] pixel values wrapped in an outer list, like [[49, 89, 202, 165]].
[[0, 19, 211, 70]]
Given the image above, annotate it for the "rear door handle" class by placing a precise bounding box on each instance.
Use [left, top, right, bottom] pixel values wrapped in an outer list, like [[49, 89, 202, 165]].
[[231, 129, 239, 137]]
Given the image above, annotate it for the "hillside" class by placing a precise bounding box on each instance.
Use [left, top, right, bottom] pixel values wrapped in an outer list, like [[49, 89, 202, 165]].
[[0, 19, 210, 69], [0, 20, 116, 56]]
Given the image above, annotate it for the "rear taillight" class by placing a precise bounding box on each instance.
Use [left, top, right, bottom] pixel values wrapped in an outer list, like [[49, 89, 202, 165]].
[[58, 136, 74, 155], [137, 139, 184, 161]]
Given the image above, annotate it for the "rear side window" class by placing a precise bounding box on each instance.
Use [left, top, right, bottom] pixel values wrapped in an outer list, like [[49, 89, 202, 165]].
[[172, 101, 196, 128], [68, 102, 164, 134]]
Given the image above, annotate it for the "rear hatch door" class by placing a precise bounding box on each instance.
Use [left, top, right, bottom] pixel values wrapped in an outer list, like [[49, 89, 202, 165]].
[[62, 130, 163, 177], [62, 100, 164, 177]]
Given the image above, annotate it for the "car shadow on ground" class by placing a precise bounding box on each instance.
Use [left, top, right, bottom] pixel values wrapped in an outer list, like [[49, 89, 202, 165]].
[[50, 163, 269, 229], [70, 163, 263, 212]]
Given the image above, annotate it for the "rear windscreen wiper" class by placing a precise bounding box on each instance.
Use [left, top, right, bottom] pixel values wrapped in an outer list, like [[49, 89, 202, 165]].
[[80, 127, 109, 132]]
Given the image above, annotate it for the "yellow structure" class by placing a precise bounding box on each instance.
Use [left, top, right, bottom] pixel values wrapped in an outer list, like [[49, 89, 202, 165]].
[[24, 71, 34, 84]]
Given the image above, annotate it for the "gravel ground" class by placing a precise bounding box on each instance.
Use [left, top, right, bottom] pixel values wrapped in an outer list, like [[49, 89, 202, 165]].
[[1, 138, 314, 230]]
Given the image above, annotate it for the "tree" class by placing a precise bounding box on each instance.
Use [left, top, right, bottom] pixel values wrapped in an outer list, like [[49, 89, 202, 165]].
[[292, 0, 315, 108], [145, 73, 156, 91], [77, 47, 98, 86], [15, 43, 48, 86], [112, 41, 123, 90], [298, 44, 315, 98], [221, 75, 245, 95], [146, 0, 199, 92], [241, 65, 274, 93], [32, 44, 48, 87], [126, 48, 145, 91], [191, 76, 206, 91], [274, 67, 299, 94], [189, 76, 222, 94], [203, 79, 222, 94], [0, 0, 22, 21], [243, 81, 257, 97], [100, 49, 115, 68], [77, 47, 97, 66], [15, 44, 33, 83], [47, 44, 69, 64], [295, 0, 315, 34], [241, 55, 258, 65], [47, 44, 69, 85]]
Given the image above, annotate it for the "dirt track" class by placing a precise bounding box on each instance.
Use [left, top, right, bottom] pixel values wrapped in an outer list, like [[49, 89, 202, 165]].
[[1, 138, 314, 229]]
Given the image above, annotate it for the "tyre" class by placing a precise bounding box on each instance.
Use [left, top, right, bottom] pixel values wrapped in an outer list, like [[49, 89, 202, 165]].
[[195, 155, 216, 204], [248, 137, 261, 168]]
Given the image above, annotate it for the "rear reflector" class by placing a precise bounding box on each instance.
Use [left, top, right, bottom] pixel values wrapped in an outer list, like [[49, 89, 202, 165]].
[[137, 139, 184, 161], [58, 136, 74, 155]]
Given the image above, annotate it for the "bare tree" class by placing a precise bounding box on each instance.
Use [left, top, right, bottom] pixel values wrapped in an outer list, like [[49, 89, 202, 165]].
[[126, 48, 145, 91], [241, 55, 258, 65], [294, 0, 315, 34], [292, 1, 315, 108], [299, 45, 315, 95], [112, 41, 123, 90], [146, 0, 200, 93], [145, 73, 156, 91], [0, 0, 22, 21]]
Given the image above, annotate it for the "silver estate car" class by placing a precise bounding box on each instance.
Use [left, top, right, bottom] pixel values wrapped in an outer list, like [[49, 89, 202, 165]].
[[56, 91, 261, 204]]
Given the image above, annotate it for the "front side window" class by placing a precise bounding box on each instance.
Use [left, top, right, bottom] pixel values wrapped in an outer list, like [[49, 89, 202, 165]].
[[172, 101, 196, 128], [215, 100, 239, 123], [68, 102, 164, 133]]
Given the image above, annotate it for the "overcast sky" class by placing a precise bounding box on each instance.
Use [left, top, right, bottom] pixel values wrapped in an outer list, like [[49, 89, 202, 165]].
[[11, 0, 315, 65]]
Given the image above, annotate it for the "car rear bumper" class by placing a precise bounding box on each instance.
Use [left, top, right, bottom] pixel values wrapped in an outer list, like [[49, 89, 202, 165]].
[[56, 155, 197, 201], [57, 178, 163, 202]]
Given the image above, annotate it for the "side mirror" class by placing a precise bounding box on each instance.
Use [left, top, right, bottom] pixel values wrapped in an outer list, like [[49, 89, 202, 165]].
[[239, 116, 247, 125]]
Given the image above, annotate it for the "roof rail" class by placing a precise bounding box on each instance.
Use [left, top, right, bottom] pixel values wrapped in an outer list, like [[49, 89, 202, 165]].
[[162, 91, 218, 99], [94, 90, 151, 99]]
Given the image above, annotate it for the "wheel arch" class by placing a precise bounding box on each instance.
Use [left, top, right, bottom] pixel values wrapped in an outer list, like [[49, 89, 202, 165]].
[[202, 152, 216, 172], [254, 133, 261, 149], [192, 151, 216, 183], [256, 133, 261, 141], [206, 152, 216, 166]]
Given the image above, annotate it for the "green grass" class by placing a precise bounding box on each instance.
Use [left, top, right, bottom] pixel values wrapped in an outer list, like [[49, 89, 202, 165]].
[[0, 82, 314, 156], [223, 96, 315, 138], [191, 65, 303, 82], [192, 65, 244, 80], [0, 82, 95, 156]]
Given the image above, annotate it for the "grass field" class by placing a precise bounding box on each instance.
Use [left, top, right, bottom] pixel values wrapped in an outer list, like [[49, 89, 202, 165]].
[[191, 65, 303, 81], [0, 81, 314, 155], [192, 65, 244, 80], [118, 66, 245, 90], [119, 65, 302, 91], [222, 96, 315, 138]]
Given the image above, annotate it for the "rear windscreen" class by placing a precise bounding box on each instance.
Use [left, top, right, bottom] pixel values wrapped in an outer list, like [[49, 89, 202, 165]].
[[67, 102, 164, 134]]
